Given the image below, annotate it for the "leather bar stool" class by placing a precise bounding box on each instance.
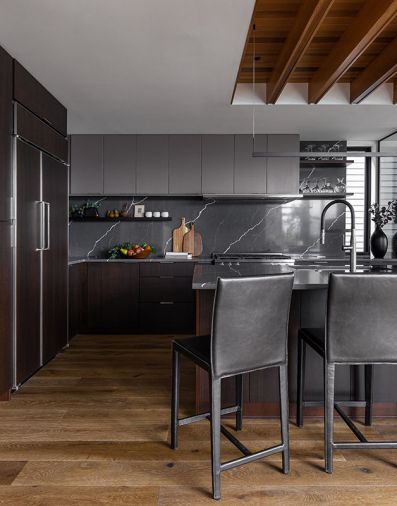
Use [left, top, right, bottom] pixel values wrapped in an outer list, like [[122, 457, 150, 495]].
[[298, 273, 397, 473], [170, 273, 294, 500]]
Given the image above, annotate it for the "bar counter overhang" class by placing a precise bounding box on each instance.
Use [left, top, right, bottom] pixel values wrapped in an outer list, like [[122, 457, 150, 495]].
[[193, 263, 397, 417]]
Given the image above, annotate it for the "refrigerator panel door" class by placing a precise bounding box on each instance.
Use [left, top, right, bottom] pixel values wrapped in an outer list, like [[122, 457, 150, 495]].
[[42, 153, 68, 363], [0, 221, 13, 394], [0, 47, 12, 221], [16, 139, 41, 384]]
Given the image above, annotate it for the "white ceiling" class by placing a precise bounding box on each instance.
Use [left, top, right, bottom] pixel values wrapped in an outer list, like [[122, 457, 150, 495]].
[[1, 0, 397, 140]]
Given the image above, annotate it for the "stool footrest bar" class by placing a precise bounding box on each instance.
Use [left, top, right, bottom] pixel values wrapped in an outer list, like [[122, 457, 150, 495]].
[[335, 403, 367, 442], [220, 444, 285, 472], [334, 442, 397, 450], [220, 425, 251, 456], [303, 400, 367, 407], [178, 405, 239, 426]]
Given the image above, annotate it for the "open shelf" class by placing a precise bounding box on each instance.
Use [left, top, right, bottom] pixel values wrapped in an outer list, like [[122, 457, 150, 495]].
[[69, 216, 172, 222], [300, 159, 354, 168], [301, 193, 353, 199]]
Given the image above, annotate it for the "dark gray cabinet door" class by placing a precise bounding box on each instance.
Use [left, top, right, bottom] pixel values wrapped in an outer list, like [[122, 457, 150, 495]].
[[103, 135, 136, 195], [202, 135, 234, 194], [136, 135, 169, 194], [234, 135, 267, 194], [169, 135, 201, 194], [267, 134, 300, 194], [70, 135, 103, 195]]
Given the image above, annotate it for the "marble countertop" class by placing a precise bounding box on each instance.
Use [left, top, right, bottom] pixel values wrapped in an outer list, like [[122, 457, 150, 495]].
[[191, 263, 381, 290], [68, 256, 213, 266]]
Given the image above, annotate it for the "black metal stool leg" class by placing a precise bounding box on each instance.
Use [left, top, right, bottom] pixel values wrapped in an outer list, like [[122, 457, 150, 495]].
[[364, 364, 373, 426], [325, 362, 335, 474], [279, 364, 290, 474], [171, 346, 180, 450], [235, 374, 243, 432], [296, 335, 306, 427], [210, 376, 221, 500]]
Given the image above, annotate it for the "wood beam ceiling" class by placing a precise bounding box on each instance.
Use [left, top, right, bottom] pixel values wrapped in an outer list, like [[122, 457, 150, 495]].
[[350, 35, 397, 102], [235, 1, 397, 104], [308, 0, 397, 103], [266, 0, 335, 104]]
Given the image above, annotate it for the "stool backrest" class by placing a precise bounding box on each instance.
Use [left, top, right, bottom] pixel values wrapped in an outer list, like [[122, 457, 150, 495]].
[[327, 273, 397, 363], [210, 274, 294, 379]]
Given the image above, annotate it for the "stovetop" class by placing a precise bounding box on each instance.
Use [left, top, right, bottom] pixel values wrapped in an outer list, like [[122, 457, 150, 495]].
[[211, 252, 294, 265]]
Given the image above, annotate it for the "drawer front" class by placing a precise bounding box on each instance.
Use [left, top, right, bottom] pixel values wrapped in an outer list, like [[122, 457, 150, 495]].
[[139, 302, 195, 334], [14, 61, 67, 136], [140, 262, 195, 278], [140, 277, 194, 303], [15, 104, 68, 162]]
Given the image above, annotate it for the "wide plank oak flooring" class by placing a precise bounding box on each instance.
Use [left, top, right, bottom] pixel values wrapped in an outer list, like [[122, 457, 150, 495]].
[[0, 334, 396, 504]]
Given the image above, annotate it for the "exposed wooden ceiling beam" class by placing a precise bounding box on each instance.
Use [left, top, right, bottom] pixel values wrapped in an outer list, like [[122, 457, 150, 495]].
[[266, 0, 335, 104], [350, 36, 397, 103], [308, 0, 397, 104]]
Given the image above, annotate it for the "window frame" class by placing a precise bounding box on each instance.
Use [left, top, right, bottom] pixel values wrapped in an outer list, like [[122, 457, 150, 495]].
[[347, 146, 371, 255]]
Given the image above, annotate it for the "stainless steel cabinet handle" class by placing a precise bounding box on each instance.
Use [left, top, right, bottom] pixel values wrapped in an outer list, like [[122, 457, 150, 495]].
[[160, 301, 174, 305], [36, 201, 45, 251], [44, 202, 50, 250]]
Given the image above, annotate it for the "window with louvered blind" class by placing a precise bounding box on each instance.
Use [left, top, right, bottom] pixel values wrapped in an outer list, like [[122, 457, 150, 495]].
[[345, 148, 371, 254], [378, 136, 397, 245]]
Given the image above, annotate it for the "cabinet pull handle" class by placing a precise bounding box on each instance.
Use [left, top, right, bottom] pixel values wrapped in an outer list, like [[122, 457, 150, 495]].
[[160, 276, 173, 279], [44, 202, 50, 251], [36, 201, 45, 251], [160, 301, 174, 305]]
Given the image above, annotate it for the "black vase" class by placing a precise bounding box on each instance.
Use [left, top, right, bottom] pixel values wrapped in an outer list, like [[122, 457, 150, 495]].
[[392, 231, 397, 258], [370, 226, 388, 259]]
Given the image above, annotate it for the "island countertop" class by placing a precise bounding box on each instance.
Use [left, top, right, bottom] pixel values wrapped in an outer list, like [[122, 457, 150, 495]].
[[192, 263, 366, 290]]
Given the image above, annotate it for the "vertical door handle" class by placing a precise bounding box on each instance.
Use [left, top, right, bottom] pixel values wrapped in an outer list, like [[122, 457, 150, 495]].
[[36, 201, 45, 251], [44, 202, 50, 251]]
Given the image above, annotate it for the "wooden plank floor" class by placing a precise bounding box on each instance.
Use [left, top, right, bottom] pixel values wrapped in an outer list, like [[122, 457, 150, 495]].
[[0, 335, 397, 504]]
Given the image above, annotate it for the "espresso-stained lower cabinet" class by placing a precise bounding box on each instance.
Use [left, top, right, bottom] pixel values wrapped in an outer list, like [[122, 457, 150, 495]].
[[69, 263, 87, 339], [86, 263, 139, 332]]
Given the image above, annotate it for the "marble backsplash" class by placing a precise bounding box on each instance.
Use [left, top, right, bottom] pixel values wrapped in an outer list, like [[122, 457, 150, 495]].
[[69, 196, 347, 259]]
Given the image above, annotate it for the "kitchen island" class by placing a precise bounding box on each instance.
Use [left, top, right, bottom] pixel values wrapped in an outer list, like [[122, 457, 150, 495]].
[[193, 263, 397, 418]]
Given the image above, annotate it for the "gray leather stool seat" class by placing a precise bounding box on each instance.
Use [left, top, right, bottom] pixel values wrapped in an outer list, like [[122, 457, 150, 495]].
[[299, 273, 397, 473], [170, 274, 294, 500]]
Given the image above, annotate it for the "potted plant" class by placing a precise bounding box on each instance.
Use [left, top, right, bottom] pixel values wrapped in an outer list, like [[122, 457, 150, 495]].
[[369, 201, 395, 258], [69, 201, 101, 218]]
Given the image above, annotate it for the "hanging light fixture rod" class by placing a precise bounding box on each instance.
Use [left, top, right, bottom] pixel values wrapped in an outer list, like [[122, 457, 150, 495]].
[[252, 151, 397, 158]]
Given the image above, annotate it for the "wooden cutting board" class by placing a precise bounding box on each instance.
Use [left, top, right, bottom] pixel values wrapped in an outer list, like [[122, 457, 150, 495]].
[[182, 224, 203, 256], [172, 217, 189, 252]]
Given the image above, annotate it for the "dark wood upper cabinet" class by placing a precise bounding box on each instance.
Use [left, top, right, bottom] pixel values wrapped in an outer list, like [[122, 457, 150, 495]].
[[103, 135, 136, 195], [234, 134, 267, 194], [15, 104, 68, 163], [169, 135, 202, 194], [70, 135, 103, 195], [13, 60, 67, 136], [267, 134, 300, 194], [202, 135, 234, 194], [0, 47, 13, 221], [136, 135, 169, 194]]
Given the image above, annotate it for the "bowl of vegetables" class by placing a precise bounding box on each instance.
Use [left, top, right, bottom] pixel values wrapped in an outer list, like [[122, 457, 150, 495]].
[[108, 242, 154, 259]]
